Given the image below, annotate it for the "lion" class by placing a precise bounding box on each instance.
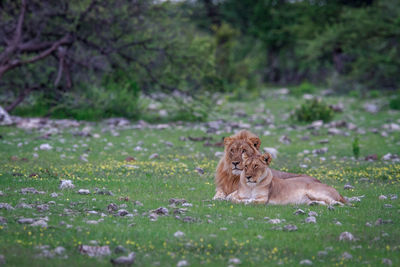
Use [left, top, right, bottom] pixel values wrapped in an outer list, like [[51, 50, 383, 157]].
[[213, 130, 319, 200], [227, 153, 346, 205]]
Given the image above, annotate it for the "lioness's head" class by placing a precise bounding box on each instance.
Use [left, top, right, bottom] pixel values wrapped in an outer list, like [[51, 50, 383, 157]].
[[242, 153, 272, 184], [224, 134, 261, 175]]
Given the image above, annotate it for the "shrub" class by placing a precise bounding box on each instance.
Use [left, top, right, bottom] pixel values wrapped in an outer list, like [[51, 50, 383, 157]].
[[352, 136, 360, 159], [291, 81, 317, 96], [389, 95, 400, 110], [293, 98, 334, 123]]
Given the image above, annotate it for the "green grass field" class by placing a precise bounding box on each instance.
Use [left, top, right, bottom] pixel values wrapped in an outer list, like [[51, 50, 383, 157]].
[[1, 92, 399, 266]]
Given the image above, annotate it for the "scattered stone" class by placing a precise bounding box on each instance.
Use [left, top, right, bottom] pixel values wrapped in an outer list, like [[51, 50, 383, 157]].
[[78, 189, 90, 195], [335, 221, 342, 226], [79, 245, 111, 257], [117, 209, 129, 216], [390, 194, 398, 200], [36, 204, 49, 212], [31, 219, 48, 227], [0, 216, 7, 225], [18, 218, 35, 224], [134, 201, 143, 206], [328, 128, 342, 135], [16, 203, 33, 209], [294, 209, 306, 215], [300, 259, 313, 265], [148, 213, 158, 221], [339, 232, 355, 241], [0, 203, 14, 210], [54, 246, 66, 255], [344, 184, 354, 190], [169, 198, 187, 205], [312, 147, 328, 155], [267, 219, 281, 224], [318, 251, 328, 257], [125, 156, 135, 162], [305, 216, 316, 224], [215, 151, 224, 158], [379, 195, 387, 200], [345, 195, 364, 203], [365, 154, 378, 161], [108, 203, 118, 212], [384, 204, 393, 208], [330, 103, 344, 112], [228, 258, 241, 264], [39, 143, 53, 150], [59, 180, 74, 189], [382, 258, 392, 266], [114, 245, 128, 254], [95, 188, 114, 196], [50, 192, 58, 198], [342, 252, 353, 260], [174, 231, 185, 238], [363, 103, 379, 114], [182, 203, 192, 207], [195, 167, 204, 175], [21, 187, 45, 195], [111, 252, 136, 266], [177, 260, 189, 267], [283, 224, 298, 231], [149, 153, 159, 160], [151, 207, 168, 215], [308, 211, 318, 217], [263, 147, 278, 159], [279, 135, 291, 145]]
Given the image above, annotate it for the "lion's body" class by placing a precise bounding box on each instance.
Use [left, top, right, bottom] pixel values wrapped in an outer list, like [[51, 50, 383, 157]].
[[227, 153, 346, 205], [213, 130, 319, 200]]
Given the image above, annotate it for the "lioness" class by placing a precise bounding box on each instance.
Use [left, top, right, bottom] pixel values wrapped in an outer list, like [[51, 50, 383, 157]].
[[213, 130, 319, 200], [227, 153, 346, 205]]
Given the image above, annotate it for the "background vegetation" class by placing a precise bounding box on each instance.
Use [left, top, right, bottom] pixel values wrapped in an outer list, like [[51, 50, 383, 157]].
[[0, 0, 399, 120]]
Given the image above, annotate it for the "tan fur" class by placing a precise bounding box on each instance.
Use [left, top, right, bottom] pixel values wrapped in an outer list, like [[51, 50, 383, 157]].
[[213, 130, 319, 200], [227, 153, 346, 205]]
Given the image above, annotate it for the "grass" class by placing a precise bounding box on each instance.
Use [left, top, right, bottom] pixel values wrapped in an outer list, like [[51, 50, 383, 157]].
[[0, 90, 399, 266]]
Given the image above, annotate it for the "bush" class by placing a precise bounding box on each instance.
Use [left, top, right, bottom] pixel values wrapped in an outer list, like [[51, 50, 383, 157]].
[[389, 95, 400, 110], [291, 81, 317, 96], [293, 98, 334, 123]]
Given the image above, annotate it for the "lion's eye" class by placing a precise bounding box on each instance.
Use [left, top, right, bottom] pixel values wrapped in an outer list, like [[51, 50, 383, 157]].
[[242, 149, 246, 153], [254, 165, 258, 169], [245, 165, 247, 168], [230, 148, 234, 152]]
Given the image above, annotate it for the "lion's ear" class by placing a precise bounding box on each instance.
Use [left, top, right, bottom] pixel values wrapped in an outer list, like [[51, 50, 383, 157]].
[[249, 137, 261, 150], [224, 137, 233, 147], [260, 153, 272, 165], [242, 153, 249, 161]]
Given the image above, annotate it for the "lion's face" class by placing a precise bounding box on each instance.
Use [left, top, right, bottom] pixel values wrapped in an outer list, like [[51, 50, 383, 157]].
[[224, 137, 260, 175], [242, 153, 272, 184]]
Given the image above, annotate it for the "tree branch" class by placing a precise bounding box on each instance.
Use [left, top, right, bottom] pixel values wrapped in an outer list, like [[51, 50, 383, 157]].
[[6, 85, 37, 113]]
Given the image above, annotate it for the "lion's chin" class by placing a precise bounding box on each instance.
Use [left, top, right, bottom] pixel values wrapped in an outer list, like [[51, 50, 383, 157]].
[[231, 169, 242, 176]]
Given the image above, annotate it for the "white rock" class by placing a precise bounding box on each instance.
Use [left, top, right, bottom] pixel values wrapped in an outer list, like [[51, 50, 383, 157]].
[[300, 259, 313, 265], [215, 151, 224, 158], [177, 260, 189, 267], [54, 246, 66, 255], [149, 153, 159, 160], [39, 144, 53, 150], [228, 258, 241, 264], [174, 231, 185, 238], [78, 189, 90, 195], [59, 180, 74, 189], [305, 216, 316, 223], [339, 232, 355, 241]]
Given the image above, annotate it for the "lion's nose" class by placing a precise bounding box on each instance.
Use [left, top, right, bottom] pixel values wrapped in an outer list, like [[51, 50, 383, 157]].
[[232, 161, 240, 167], [246, 176, 252, 180]]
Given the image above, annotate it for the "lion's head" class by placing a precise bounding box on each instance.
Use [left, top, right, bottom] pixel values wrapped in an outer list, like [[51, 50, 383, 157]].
[[242, 152, 272, 184], [223, 130, 261, 175]]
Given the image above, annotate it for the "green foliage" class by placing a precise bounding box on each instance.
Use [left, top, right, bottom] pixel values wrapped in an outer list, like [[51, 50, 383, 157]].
[[389, 95, 400, 110], [352, 136, 360, 159], [291, 81, 317, 96], [293, 98, 334, 123], [348, 90, 361, 98], [369, 90, 381, 98]]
